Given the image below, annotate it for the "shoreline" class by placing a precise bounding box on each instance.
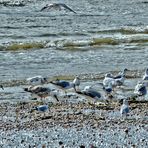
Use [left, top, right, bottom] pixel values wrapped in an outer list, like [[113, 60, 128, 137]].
[[0, 99, 147, 147]]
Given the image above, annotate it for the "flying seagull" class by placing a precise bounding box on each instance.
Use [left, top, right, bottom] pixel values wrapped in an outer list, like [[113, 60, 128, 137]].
[[40, 3, 76, 13]]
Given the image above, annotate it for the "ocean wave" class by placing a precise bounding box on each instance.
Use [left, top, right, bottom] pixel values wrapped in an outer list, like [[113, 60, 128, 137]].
[[0, 34, 147, 51], [0, 42, 45, 51], [0, 0, 25, 7], [88, 27, 148, 34]]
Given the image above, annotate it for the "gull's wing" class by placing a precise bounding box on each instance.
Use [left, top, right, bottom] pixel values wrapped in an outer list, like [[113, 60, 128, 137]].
[[50, 80, 70, 88], [120, 104, 129, 115], [41, 5, 48, 11], [60, 4, 76, 13], [40, 4, 54, 11], [83, 90, 101, 99]]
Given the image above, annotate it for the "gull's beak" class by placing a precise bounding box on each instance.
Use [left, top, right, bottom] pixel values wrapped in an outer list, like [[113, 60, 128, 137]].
[[30, 107, 36, 113], [53, 94, 59, 102]]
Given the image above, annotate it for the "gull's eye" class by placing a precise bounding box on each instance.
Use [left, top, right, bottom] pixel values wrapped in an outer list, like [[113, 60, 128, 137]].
[[35, 78, 39, 81]]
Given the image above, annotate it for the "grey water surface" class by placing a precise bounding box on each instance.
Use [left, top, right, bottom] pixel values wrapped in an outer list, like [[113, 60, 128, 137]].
[[0, 0, 147, 81]]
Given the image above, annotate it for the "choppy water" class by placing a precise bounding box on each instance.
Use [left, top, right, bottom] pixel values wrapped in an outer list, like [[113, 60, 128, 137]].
[[0, 0, 148, 81]]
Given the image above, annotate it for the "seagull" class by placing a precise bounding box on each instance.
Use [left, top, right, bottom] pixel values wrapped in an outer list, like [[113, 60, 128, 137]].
[[142, 68, 148, 80], [50, 76, 80, 92], [114, 68, 128, 79], [120, 99, 129, 117], [33, 105, 49, 112], [113, 68, 129, 86], [103, 73, 116, 87], [72, 76, 80, 90], [31, 105, 49, 118], [27, 76, 48, 86], [76, 86, 102, 102], [0, 85, 4, 90], [40, 3, 76, 13], [24, 85, 59, 102], [134, 81, 147, 96], [92, 82, 113, 98], [102, 83, 114, 98]]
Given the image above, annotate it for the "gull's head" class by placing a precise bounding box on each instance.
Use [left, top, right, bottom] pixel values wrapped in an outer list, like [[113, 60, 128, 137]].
[[123, 68, 129, 75], [105, 73, 113, 78], [123, 68, 129, 72], [75, 76, 80, 80], [74, 76, 80, 81], [123, 99, 128, 105], [42, 77, 48, 83], [84, 86, 92, 91], [73, 76, 80, 85]]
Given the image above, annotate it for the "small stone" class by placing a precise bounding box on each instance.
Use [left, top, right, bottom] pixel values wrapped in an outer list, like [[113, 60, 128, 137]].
[[140, 139, 145, 142], [131, 144, 136, 148], [80, 145, 85, 148], [42, 144, 46, 148], [124, 128, 129, 134], [90, 145, 97, 148], [59, 141, 63, 145], [45, 135, 48, 138], [21, 139, 25, 143]]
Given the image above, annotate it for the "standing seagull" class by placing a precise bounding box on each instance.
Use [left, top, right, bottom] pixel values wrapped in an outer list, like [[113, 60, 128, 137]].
[[24, 85, 59, 102], [120, 99, 129, 117], [114, 68, 128, 79], [72, 76, 80, 90], [103, 83, 114, 98], [113, 68, 129, 86], [27, 76, 48, 86], [103, 73, 116, 87], [40, 3, 76, 13]]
